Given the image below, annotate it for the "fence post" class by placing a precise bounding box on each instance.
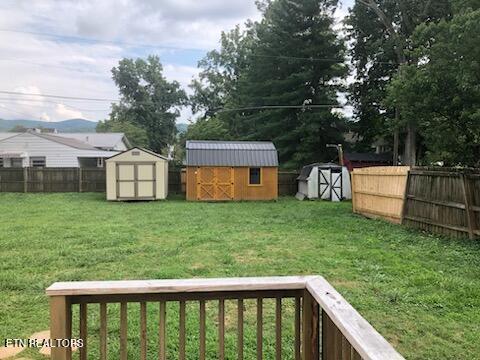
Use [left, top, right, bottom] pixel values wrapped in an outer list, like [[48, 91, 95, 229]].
[[302, 290, 319, 360], [78, 168, 82, 193], [400, 170, 412, 225], [461, 173, 476, 240], [23, 167, 28, 193], [50, 295, 72, 360]]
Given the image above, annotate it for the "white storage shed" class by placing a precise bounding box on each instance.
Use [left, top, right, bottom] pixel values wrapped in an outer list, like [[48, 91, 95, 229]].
[[297, 163, 351, 201], [106, 147, 168, 201]]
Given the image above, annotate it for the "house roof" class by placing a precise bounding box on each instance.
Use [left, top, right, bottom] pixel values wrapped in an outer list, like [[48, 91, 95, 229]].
[[185, 140, 278, 167], [33, 132, 99, 150], [344, 152, 392, 163], [56, 133, 130, 149], [297, 162, 344, 181]]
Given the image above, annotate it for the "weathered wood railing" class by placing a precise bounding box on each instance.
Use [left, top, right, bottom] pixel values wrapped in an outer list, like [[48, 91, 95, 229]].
[[46, 276, 404, 360]]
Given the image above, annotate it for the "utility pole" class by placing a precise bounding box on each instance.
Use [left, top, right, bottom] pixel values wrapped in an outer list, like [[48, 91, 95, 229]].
[[326, 144, 344, 166]]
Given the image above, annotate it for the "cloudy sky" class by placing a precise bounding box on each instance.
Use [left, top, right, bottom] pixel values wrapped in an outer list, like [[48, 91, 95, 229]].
[[0, 0, 354, 124]]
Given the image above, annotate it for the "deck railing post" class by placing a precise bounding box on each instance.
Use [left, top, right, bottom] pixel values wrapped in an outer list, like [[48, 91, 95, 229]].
[[302, 290, 319, 360], [50, 295, 72, 360]]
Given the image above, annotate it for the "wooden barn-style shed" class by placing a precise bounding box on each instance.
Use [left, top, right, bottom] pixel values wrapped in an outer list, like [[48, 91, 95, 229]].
[[105, 147, 168, 201], [185, 140, 278, 201]]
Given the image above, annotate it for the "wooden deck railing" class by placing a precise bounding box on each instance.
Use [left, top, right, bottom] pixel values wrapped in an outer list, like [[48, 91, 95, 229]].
[[46, 276, 404, 360]]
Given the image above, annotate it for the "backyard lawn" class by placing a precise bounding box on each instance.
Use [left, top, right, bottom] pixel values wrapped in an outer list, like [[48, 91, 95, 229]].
[[1, 193, 480, 359]]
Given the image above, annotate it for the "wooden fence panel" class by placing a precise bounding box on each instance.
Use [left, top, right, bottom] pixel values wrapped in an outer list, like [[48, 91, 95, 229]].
[[403, 168, 480, 239], [27, 168, 78, 192], [0, 168, 24, 192], [351, 166, 410, 224], [80, 168, 106, 192], [278, 171, 299, 196]]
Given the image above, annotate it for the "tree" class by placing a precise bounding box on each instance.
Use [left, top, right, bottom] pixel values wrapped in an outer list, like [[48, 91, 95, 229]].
[[96, 119, 148, 148], [387, 8, 480, 166], [224, 0, 347, 168], [189, 25, 255, 116], [346, 0, 452, 164], [185, 117, 231, 141], [110, 55, 187, 153]]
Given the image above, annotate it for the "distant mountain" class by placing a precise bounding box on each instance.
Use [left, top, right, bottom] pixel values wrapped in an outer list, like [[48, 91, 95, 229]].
[[0, 118, 97, 133], [0, 119, 189, 134]]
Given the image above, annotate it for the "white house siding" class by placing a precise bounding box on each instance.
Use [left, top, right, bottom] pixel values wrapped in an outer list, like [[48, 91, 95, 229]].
[[0, 133, 117, 167]]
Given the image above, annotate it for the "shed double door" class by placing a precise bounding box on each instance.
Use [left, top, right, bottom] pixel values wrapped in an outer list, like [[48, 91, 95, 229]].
[[319, 169, 343, 201], [116, 163, 156, 200], [197, 167, 234, 201]]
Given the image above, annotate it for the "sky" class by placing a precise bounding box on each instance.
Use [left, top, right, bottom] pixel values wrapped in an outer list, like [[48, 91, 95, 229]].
[[0, 0, 354, 124]]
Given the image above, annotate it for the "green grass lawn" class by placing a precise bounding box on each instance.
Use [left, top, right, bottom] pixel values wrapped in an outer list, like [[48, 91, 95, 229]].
[[1, 193, 480, 359]]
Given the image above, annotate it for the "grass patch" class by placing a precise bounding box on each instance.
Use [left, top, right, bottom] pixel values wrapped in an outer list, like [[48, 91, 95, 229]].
[[1, 193, 479, 359]]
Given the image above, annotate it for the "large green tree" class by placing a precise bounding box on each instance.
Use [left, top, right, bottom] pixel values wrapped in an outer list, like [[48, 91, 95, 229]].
[[223, 0, 347, 168], [346, 0, 452, 164], [110, 55, 187, 153], [387, 8, 480, 166]]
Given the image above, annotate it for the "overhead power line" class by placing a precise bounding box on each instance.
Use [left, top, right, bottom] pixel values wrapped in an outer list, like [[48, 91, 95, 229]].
[[0, 90, 118, 102], [0, 28, 397, 65], [0, 98, 109, 113]]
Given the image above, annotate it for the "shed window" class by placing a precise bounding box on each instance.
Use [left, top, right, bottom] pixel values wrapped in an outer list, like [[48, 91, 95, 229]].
[[30, 157, 46, 167], [11, 158, 23, 168], [0, 158, 3, 167], [97, 157, 104, 168], [249, 167, 261, 185]]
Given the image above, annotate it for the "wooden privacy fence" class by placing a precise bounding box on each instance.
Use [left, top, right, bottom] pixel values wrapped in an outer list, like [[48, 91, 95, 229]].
[[403, 168, 480, 239], [46, 276, 404, 360], [0, 168, 298, 196], [0, 168, 106, 193], [352, 166, 480, 239], [351, 166, 410, 224]]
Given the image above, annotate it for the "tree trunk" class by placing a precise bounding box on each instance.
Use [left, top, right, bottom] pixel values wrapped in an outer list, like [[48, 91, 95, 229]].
[[404, 122, 416, 166], [393, 128, 399, 165]]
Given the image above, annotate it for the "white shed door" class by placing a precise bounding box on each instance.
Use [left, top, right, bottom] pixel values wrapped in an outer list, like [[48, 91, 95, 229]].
[[117, 163, 156, 199], [319, 169, 331, 200]]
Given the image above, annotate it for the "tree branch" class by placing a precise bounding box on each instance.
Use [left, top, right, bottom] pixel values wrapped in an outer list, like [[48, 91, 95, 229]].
[[358, 0, 406, 64]]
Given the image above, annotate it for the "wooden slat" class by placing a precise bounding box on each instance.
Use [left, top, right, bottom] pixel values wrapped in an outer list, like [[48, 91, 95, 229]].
[[159, 301, 166, 360], [140, 302, 147, 360], [237, 299, 244, 360], [219, 299, 225, 360], [70, 289, 301, 304], [275, 297, 282, 360], [199, 300, 206, 360], [355, 190, 404, 199], [302, 291, 319, 360], [79, 303, 87, 360], [306, 277, 404, 360], [46, 276, 313, 296], [50, 296, 72, 360], [120, 302, 128, 360], [342, 334, 352, 360], [294, 296, 301, 360], [99, 303, 107, 360], [462, 174, 476, 239], [403, 215, 469, 233], [179, 300, 186, 360], [257, 298, 263, 360]]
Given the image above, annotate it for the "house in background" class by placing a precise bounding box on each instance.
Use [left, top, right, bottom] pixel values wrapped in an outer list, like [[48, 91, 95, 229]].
[[343, 152, 392, 172], [0, 130, 129, 168]]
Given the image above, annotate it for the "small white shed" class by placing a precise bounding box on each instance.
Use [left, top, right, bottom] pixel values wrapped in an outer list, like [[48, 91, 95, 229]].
[[105, 147, 168, 201], [297, 163, 351, 201]]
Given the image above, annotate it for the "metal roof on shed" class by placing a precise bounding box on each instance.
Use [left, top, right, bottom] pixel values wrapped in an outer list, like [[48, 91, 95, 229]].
[[185, 140, 278, 167]]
